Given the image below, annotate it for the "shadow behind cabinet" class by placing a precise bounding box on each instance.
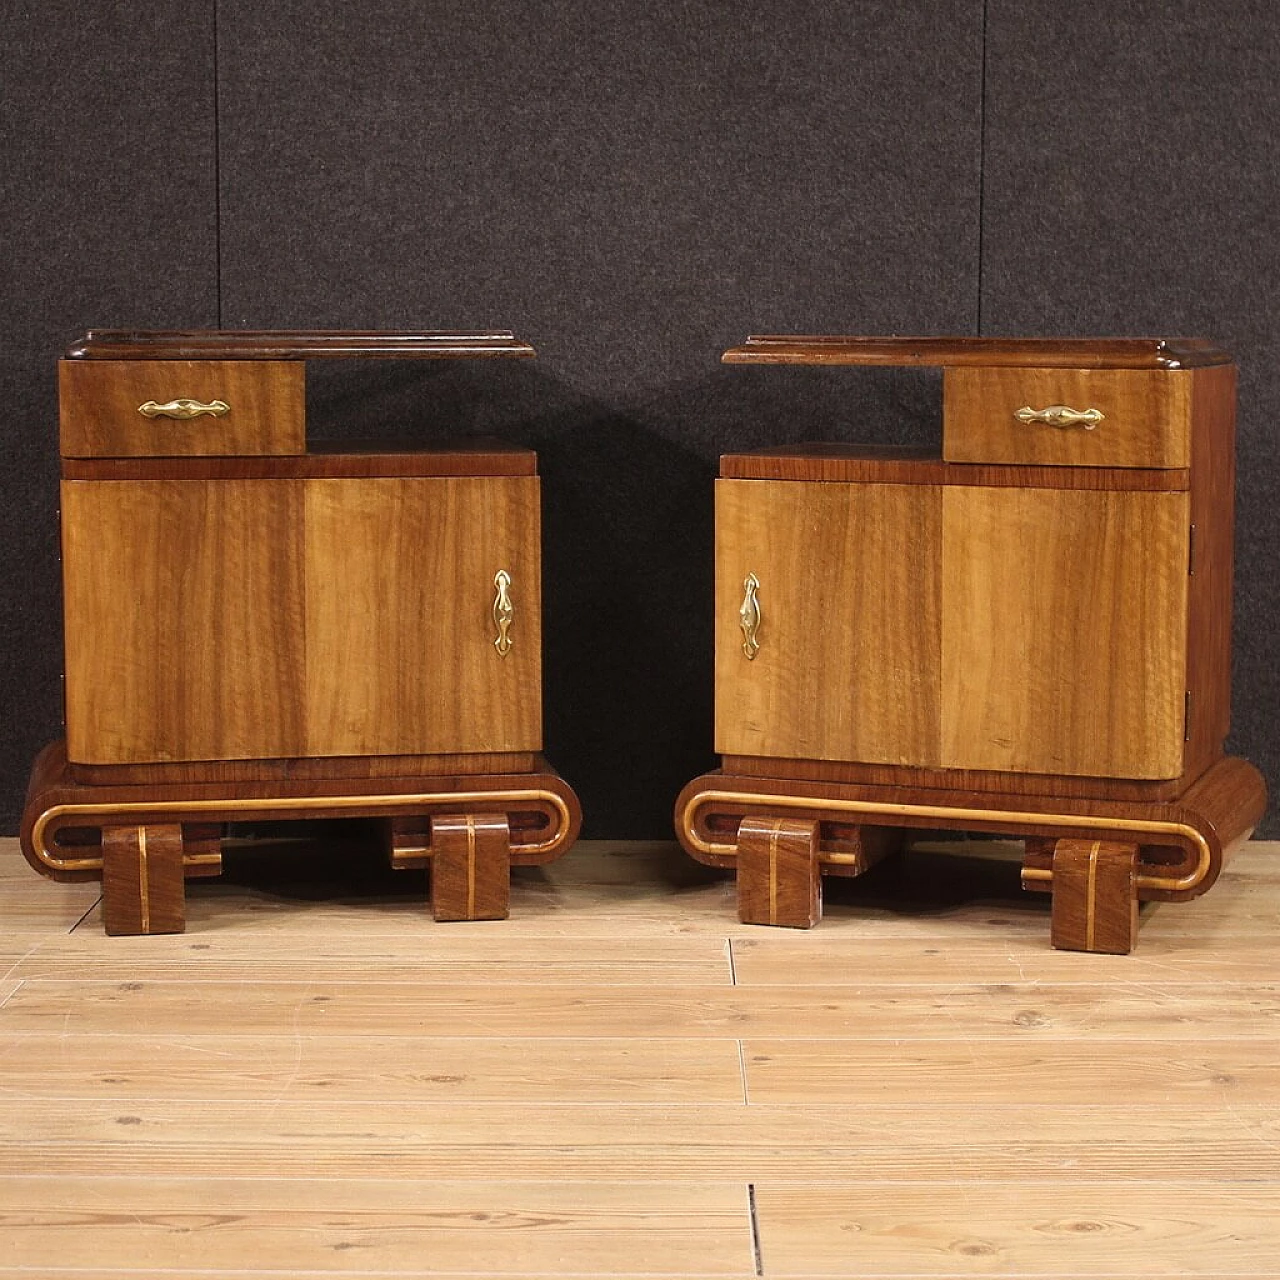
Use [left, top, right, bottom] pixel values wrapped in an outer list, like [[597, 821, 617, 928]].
[[23, 331, 581, 933], [679, 337, 1266, 952]]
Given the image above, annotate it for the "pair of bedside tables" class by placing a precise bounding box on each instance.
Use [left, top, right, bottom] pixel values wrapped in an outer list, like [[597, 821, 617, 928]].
[[20, 331, 1266, 953]]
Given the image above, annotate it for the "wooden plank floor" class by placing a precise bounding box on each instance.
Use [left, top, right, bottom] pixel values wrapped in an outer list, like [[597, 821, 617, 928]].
[[0, 831, 1278, 1278]]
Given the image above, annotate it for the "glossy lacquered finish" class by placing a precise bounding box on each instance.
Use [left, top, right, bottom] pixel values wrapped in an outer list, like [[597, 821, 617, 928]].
[[24, 330, 579, 933], [680, 336, 1265, 952], [66, 329, 537, 360]]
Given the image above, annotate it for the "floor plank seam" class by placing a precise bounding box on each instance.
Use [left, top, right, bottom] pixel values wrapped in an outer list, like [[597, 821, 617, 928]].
[[67, 896, 103, 934], [747, 1181, 764, 1276]]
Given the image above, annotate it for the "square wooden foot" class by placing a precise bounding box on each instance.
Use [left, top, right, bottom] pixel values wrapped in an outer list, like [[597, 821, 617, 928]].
[[1049, 838, 1140, 954], [737, 815, 821, 928], [429, 814, 511, 921], [102, 824, 186, 936]]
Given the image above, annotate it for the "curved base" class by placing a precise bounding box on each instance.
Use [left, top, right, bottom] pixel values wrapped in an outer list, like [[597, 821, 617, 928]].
[[675, 755, 1266, 949], [21, 740, 582, 932]]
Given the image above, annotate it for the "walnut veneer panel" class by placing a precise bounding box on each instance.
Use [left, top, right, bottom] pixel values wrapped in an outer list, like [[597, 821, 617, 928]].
[[943, 366, 1191, 467], [715, 479, 941, 766], [61, 479, 306, 764], [59, 360, 304, 458], [941, 486, 1190, 778], [304, 477, 542, 757]]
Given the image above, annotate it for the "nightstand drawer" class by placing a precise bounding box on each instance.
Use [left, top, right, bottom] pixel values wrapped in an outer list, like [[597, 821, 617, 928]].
[[60, 359, 305, 457], [943, 366, 1191, 468]]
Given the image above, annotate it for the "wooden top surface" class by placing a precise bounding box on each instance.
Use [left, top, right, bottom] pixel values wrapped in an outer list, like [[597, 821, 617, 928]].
[[719, 443, 1188, 490], [65, 330, 537, 360], [63, 439, 538, 480], [722, 335, 1232, 369]]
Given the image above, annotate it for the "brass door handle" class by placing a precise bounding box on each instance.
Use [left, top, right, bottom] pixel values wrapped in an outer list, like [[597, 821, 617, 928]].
[[1015, 404, 1104, 430], [740, 572, 761, 660], [138, 398, 231, 420], [493, 570, 514, 656]]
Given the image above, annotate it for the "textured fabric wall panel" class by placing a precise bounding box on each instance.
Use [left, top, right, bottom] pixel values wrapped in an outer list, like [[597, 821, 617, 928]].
[[1, 5, 218, 831], [218, 0, 984, 835], [982, 0, 1279, 832]]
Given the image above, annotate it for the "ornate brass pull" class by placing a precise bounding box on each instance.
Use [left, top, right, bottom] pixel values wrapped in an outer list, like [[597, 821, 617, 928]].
[[1015, 404, 1104, 430], [493, 570, 514, 656], [138, 398, 231, 420], [740, 572, 761, 660]]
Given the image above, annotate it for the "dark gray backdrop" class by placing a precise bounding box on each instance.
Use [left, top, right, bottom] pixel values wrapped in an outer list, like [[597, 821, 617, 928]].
[[4, 2, 1276, 836]]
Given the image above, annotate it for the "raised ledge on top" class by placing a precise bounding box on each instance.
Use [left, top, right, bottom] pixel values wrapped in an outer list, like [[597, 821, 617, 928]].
[[65, 330, 536, 360], [722, 336, 1232, 369]]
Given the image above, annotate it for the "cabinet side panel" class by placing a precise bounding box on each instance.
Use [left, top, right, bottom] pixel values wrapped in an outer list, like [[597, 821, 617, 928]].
[[304, 477, 542, 756], [941, 487, 1190, 779], [62, 480, 307, 763], [1184, 363, 1237, 779], [715, 479, 941, 766]]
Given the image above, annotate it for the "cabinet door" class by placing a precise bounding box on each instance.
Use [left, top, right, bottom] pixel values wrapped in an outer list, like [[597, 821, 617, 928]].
[[715, 479, 941, 765], [941, 486, 1190, 779], [304, 477, 542, 756], [61, 479, 307, 763]]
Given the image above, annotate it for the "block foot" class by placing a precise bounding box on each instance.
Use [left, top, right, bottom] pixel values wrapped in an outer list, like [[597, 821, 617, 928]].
[[429, 813, 511, 921], [1049, 838, 1140, 954], [102, 824, 186, 935], [737, 815, 821, 928]]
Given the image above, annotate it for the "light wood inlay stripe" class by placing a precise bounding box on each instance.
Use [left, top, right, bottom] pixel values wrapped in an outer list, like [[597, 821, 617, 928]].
[[466, 817, 477, 919], [1085, 838, 1101, 951], [136, 828, 150, 935]]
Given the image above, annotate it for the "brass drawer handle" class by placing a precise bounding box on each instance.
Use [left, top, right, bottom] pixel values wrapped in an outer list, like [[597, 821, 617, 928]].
[[1015, 404, 1104, 430], [740, 572, 761, 660], [138, 398, 231, 420], [493, 570, 514, 656]]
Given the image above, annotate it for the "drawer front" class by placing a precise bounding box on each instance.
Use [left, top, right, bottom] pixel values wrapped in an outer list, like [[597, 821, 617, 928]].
[[943, 366, 1191, 468], [60, 359, 305, 457]]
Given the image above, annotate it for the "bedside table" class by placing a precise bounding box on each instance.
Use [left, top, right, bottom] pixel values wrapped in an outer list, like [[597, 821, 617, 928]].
[[676, 336, 1266, 952], [22, 330, 581, 934]]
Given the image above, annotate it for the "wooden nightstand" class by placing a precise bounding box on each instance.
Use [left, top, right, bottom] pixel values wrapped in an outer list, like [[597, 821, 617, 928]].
[[22, 330, 581, 934], [676, 336, 1266, 952]]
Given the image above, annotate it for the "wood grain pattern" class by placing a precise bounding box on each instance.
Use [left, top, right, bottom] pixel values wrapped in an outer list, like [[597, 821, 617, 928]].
[[737, 816, 821, 928], [722, 335, 1233, 368], [67, 329, 537, 360], [1048, 838, 1140, 953], [720, 752, 1202, 800], [68, 751, 538, 786], [59, 359, 305, 457], [752, 1183, 1280, 1274], [430, 813, 511, 921], [100, 825, 185, 936], [8, 1097, 1280, 1183], [15, 977, 1280, 1040], [0, 1177, 750, 1275], [62, 444, 538, 481], [0, 1031, 746, 1103], [3, 836, 1280, 1277], [1183, 361, 1238, 781], [720, 445, 1190, 491], [303, 477, 542, 756], [743, 1039, 1280, 1105], [715, 479, 941, 766], [940, 485, 1190, 778], [944, 365, 1192, 467], [61, 479, 307, 764]]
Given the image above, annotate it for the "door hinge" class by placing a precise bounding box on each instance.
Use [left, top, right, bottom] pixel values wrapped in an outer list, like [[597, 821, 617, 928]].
[[1185, 690, 1192, 742], [1188, 523, 1196, 575]]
